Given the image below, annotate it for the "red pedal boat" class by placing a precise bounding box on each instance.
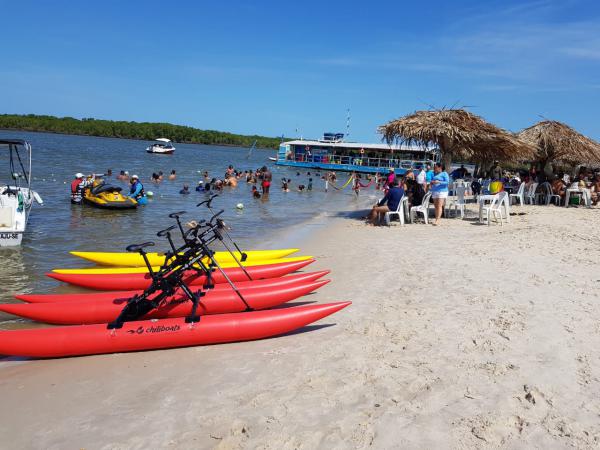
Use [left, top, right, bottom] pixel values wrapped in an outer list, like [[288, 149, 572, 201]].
[[46, 259, 315, 291], [0, 302, 351, 358], [1, 280, 329, 325]]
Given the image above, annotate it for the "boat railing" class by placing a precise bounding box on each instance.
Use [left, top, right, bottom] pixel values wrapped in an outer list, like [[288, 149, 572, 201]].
[[284, 154, 434, 171]]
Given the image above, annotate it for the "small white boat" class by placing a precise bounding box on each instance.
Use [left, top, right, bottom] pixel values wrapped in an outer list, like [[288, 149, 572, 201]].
[[268, 157, 277, 162], [0, 139, 43, 246], [146, 138, 175, 155]]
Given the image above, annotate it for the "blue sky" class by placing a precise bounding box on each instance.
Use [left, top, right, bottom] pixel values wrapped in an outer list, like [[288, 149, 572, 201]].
[[1, 0, 599, 142]]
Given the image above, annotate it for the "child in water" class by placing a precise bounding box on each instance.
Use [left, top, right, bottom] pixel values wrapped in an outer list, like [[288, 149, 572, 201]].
[[281, 178, 289, 192], [251, 185, 261, 198], [307, 178, 313, 191]]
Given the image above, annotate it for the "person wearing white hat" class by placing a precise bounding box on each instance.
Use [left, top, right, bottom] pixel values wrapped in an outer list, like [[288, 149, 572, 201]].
[[70, 172, 93, 205], [125, 174, 147, 205]]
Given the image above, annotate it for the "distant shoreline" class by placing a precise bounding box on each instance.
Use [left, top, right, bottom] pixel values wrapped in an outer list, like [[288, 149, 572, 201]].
[[0, 114, 283, 150], [0, 127, 276, 151]]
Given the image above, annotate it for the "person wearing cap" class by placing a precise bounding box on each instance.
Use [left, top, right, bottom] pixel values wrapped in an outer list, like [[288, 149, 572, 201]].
[[70, 172, 92, 204], [195, 180, 205, 192], [126, 175, 147, 205]]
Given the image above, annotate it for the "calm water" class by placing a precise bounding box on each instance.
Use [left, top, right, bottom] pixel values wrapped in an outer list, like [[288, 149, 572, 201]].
[[0, 130, 375, 325]]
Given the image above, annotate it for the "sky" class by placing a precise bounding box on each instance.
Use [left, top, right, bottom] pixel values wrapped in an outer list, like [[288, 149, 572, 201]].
[[1, 0, 599, 142]]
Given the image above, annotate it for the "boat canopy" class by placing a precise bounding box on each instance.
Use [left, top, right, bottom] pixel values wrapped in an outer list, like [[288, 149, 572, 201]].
[[0, 139, 33, 187], [0, 139, 29, 147], [283, 139, 435, 154], [154, 138, 172, 143]]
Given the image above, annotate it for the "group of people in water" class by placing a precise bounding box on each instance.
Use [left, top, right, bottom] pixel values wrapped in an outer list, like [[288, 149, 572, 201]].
[[70, 171, 147, 205], [70, 165, 283, 205]]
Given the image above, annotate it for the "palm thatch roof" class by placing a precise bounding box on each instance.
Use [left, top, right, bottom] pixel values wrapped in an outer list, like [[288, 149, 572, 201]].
[[379, 108, 535, 163], [517, 120, 600, 165]]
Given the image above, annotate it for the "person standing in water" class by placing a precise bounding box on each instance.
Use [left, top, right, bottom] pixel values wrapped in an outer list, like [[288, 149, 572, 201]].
[[168, 170, 177, 181], [260, 166, 272, 195], [127, 175, 147, 205], [70, 173, 92, 204]]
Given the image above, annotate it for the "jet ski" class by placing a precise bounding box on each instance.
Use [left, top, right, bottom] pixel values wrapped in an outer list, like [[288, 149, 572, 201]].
[[83, 178, 137, 209]]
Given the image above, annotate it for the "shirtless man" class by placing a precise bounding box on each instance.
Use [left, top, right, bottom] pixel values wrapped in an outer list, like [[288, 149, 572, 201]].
[[260, 166, 272, 195], [224, 174, 238, 187]]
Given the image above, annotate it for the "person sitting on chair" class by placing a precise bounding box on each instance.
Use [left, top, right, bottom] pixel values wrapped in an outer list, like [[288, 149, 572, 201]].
[[367, 179, 404, 226]]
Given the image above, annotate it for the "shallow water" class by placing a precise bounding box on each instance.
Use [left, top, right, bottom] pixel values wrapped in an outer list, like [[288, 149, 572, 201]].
[[0, 130, 375, 325]]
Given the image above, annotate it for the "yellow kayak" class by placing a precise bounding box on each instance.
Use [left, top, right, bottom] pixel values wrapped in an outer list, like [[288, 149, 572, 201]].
[[70, 248, 299, 267], [53, 256, 313, 275]]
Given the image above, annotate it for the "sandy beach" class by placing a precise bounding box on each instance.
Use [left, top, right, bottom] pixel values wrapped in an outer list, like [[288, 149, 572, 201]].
[[1, 203, 600, 449]]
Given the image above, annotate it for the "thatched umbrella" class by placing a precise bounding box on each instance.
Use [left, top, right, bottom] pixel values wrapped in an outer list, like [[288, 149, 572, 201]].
[[379, 109, 535, 169], [517, 120, 600, 166]]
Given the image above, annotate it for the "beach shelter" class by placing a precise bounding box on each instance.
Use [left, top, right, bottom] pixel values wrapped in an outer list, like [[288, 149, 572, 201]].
[[378, 108, 535, 170], [517, 120, 600, 166]]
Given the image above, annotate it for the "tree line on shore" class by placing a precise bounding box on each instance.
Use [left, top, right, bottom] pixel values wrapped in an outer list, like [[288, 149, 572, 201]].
[[0, 114, 282, 149]]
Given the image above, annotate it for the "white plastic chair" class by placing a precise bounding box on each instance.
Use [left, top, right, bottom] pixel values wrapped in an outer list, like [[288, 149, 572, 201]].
[[509, 182, 525, 206], [446, 185, 467, 219], [582, 189, 592, 208], [535, 182, 553, 205], [500, 191, 511, 223], [410, 192, 432, 224], [545, 183, 562, 206], [482, 192, 508, 226], [384, 195, 407, 226], [524, 182, 538, 205]]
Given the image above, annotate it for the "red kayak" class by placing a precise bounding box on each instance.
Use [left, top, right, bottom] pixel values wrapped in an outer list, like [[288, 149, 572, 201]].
[[0, 302, 351, 358], [46, 259, 315, 291], [0, 280, 329, 325], [17, 270, 330, 304]]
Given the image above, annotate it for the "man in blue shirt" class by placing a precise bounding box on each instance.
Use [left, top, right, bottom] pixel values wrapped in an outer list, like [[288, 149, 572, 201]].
[[126, 175, 147, 205], [367, 179, 405, 225]]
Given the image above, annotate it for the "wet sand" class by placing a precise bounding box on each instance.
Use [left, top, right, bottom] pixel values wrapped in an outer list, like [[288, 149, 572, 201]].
[[1, 203, 600, 448]]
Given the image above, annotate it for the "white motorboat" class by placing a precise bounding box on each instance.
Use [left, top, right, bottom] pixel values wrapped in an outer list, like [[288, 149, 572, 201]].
[[0, 139, 43, 246], [146, 138, 175, 155]]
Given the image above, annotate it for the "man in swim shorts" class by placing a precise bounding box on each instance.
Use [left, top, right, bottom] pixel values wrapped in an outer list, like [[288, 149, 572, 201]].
[[260, 166, 272, 195]]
